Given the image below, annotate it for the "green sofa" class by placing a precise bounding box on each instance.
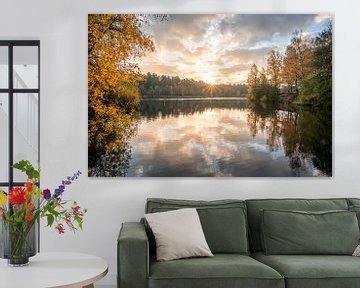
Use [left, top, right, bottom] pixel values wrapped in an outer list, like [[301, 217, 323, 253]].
[[118, 198, 360, 288]]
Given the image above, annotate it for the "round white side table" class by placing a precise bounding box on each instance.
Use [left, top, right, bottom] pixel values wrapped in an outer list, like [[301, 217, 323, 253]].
[[0, 252, 108, 288]]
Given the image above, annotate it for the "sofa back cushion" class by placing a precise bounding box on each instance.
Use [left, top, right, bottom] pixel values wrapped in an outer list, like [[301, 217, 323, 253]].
[[145, 198, 249, 254], [348, 198, 360, 207], [261, 209, 359, 255], [347, 199, 360, 228], [246, 198, 349, 252]]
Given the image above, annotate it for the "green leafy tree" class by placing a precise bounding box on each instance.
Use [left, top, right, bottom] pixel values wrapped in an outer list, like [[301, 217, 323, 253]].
[[299, 24, 332, 107], [247, 64, 259, 100], [246, 24, 332, 109]]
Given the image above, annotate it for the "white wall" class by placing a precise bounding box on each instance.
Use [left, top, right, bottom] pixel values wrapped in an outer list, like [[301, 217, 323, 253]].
[[1, 0, 360, 285], [0, 107, 8, 182]]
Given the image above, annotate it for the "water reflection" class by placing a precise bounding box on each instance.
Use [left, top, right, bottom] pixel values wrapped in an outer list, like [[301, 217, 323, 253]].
[[88, 121, 138, 177], [89, 98, 332, 177], [246, 102, 332, 177], [128, 99, 331, 176], [140, 98, 247, 120]]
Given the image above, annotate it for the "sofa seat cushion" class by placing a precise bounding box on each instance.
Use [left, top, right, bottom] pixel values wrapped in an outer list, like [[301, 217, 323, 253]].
[[252, 252, 360, 288], [149, 254, 284, 288]]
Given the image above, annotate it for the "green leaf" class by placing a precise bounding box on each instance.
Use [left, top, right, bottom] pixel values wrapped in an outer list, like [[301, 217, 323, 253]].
[[47, 214, 54, 227], [12, 160, 40, 180], [45, 205, 60, 217]]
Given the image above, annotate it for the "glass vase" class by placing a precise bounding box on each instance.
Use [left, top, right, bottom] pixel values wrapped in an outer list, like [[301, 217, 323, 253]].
[[0, 220, 37, 266]]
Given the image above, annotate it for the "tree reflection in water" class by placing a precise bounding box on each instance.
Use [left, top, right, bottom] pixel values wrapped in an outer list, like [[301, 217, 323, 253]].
[[88, 120, 138, 177], [140, 98, 247, 120], [89, 98, 332, 177], [246, 101, 332, 176]]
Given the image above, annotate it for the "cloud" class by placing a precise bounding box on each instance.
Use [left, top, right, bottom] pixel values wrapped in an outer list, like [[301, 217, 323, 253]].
[[138, 14, 325, 83], [149, 14, 216, 46], [223, 47, 273, 66], [179, 46, 212, 59], [141, 64, 178, 75], [219, 63, 251, 75], [218, 14, 318, 47], [314, 14, 332, 23], [161, 38, 187, 51]]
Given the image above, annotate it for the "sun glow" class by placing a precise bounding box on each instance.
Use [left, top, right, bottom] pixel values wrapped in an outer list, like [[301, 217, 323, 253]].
[[203, 74, 216, 84]]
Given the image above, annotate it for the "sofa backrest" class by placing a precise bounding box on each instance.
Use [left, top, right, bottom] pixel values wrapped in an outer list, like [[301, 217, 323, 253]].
[[145, 198, 249, 255], [348, 198, 360, 207], [245, 198, 349, 252]]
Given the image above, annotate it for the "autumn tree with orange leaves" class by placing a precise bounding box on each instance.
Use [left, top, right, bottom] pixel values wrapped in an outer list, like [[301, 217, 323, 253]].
[[88, 14, 155, 150], [246, 24, 331, 108]]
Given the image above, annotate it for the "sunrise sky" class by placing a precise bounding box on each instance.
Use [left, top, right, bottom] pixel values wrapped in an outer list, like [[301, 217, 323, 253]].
[[139, 14, 332, 84]]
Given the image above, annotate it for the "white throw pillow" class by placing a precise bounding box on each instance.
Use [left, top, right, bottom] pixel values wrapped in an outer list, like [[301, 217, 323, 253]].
[[145, 208, 213, 261], [353, 244, 360, 256]]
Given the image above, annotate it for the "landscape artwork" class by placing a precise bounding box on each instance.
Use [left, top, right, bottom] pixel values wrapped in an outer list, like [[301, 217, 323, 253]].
[[88, 14, 332, 177]]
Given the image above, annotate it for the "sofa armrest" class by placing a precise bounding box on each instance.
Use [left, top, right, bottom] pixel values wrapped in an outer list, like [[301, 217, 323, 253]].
[[118, 222, 149, 288]]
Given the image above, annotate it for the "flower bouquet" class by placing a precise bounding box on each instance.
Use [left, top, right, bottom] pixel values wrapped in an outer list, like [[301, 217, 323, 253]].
[[0, 160, 87, 266]]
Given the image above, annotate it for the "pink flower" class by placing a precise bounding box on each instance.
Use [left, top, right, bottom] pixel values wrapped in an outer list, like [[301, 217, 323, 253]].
[[0, 208, 3, 220], [72, 205, 80, 215], [56, 223, 65, 234], [65, 214, 71, 225]]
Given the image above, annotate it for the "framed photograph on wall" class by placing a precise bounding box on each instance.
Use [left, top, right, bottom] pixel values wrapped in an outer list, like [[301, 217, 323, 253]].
[[88, 14, 332, 177]]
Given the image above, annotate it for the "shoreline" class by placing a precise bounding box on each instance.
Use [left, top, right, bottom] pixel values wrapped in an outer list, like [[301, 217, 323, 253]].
[[141, 96, 247, 101]]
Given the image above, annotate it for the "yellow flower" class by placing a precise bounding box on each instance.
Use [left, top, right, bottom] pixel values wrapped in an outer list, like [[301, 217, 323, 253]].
[[0, 190, 7, 206]]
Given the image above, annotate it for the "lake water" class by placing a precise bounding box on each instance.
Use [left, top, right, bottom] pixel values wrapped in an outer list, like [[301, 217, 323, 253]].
[[120, 98, 332, 177]]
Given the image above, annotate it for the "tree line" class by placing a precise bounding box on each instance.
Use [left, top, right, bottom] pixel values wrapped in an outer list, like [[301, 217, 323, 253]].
[[139, 73, 248, 98], [247, 23, 332, 108]]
